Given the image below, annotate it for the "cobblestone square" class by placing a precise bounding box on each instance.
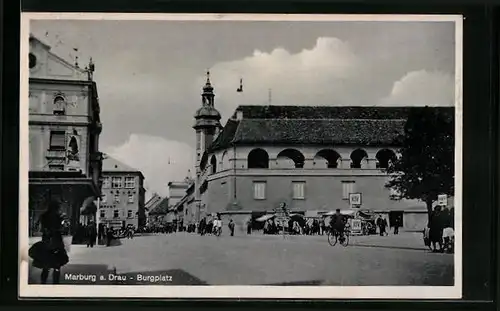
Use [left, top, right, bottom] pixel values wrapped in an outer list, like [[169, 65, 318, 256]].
[[28, 232, 454, 286]]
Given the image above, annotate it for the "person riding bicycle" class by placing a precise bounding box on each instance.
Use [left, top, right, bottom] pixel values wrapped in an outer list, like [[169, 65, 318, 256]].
[[330, 209, 347, 241]]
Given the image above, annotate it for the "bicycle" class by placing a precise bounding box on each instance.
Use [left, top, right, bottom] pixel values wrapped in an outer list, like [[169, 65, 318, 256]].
[[213, 227, 222, 237], [327, 227, 350, 247]]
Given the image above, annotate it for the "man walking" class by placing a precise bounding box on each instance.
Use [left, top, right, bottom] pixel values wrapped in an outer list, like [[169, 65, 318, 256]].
[[228, 219, 235, 236]]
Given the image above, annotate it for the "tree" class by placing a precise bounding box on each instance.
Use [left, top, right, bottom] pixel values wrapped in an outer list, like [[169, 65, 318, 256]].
[[385, 106, 454, 222]]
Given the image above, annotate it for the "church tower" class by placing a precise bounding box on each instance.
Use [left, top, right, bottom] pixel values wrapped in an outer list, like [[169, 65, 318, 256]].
[[193, 71, 222, 171], [193, 71, 222, 218]]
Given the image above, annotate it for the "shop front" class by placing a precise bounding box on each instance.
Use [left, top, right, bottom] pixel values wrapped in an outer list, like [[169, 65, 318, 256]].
[[29, 171, 100, 241]]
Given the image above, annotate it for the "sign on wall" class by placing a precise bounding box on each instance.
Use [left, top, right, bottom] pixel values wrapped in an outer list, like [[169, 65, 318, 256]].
[[349, 193, 362, 207], [437, 194, 447, 206]]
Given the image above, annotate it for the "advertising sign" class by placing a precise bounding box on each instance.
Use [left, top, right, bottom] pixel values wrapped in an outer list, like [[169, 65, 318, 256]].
[[350, 219, 362, 235], [437, 194, 447, 206], [349, 193, 362, 207]]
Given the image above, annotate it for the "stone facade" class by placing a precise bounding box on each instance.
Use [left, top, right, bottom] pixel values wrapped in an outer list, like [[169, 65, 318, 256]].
[[28, 35, 102, 237]]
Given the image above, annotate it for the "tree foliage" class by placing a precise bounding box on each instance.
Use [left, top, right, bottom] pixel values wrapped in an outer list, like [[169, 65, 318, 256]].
[[385, 106, 454, 219]]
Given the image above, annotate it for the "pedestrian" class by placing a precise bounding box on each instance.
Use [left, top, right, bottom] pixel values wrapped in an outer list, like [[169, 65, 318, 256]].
[[393, 215, 400, 235], [246, 218, 252, 235], [228, 219, 235, 236], [28, 200, 69, 284], [106, 225, 113, 247], [429, 205, 445, 252], [86, 221, 97, 248]]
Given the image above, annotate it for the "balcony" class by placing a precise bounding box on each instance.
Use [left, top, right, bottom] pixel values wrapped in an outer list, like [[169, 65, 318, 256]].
[[45, 149, 66, 159]]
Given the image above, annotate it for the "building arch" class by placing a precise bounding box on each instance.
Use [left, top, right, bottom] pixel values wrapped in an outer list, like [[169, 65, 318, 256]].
[[376, 148, 397, 169], [350, 148, 369, 169], [220, 150, 229, 170], [314, 149, 341, 168], [247, 148, 269, 169], [210, 155, 217, 174], [276, 148, 305, 168]]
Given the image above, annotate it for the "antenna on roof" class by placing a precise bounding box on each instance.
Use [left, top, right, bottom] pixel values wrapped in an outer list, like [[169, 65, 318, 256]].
[[268, 88, 272, 105], [237, 78, 243, 93]]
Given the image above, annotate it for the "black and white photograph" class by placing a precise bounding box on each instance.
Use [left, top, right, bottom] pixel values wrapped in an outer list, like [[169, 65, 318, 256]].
[[19, 13, 462, 299]]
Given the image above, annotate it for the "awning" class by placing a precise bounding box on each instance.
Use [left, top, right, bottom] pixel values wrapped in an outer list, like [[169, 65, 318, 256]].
[[323, 210, 356, 217], [256, 214, 275, 222]]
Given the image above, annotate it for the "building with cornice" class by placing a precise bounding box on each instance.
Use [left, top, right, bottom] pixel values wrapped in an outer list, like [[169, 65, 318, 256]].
[[180, 73, 454, 234], [28, 34, 103, 237], [99, 155, 146, 229]]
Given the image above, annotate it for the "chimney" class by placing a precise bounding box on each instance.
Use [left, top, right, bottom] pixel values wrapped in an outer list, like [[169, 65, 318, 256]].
[[236, 110, 244, 121]]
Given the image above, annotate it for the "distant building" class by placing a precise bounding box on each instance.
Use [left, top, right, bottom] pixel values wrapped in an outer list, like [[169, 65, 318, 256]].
[[145, 193, 163, 224], [28, 34, 103, 237], [188, 72, 454, 233], [99, 155, 146, 229], [167, 178, 191, 208]]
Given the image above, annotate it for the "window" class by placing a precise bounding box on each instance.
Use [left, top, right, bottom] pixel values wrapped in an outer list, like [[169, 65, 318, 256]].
[[49, 131, 66, 150], [114, 193, 120, 203], [102, 177, 110, 188], [112, 177, 122, 188], [113, 210, 119, 218], [128, 193, 134, 203], [125, 177, 135, 188], [100, 210, 105, 218], [53, 96, 66, 115], [48, 164, 64, 171], [342, 181, 356, 200], [253, 181, 266, 200], [101, 193, 107, 203], [127, 210, 133, 218], [292, 181, 305, 200]]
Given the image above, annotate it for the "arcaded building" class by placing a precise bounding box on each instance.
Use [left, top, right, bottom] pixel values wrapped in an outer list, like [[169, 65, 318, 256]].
[[186, 73, 454, 233]]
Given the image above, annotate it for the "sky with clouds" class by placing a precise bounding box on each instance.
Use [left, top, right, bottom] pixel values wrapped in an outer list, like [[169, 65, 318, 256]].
[[30, 18, 456, 198]]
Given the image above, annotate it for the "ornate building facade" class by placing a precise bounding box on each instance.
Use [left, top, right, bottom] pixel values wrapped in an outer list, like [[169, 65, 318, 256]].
[[99, 155, 146, 229], [28, 35, 103, 237]]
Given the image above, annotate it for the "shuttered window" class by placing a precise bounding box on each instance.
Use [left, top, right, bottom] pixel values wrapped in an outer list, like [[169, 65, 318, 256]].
[[49, 131, 66, 150], [292, 181, 305, 199], [253, 182, 266, 200], [342, 181, 356, 200]]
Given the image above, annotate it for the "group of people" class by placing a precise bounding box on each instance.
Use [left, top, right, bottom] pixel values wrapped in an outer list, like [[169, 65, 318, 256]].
[[197, 216, 237, 236], [425, 205, 455, 253], [263, 218, 328, 235]]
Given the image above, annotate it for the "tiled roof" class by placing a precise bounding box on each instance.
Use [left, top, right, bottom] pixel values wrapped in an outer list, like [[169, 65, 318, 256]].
[[231, 105, 453, 120], [209, 105, 454, 151], [149, 197, 169, 215], [209, 119, 240, 151], [232, 119, 406, 146], [102, 154, 140, 173]]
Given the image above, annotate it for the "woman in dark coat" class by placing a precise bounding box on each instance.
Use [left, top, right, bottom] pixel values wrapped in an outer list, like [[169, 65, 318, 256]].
[[30, 200, 68, 284], [429, 205, 445, 252]]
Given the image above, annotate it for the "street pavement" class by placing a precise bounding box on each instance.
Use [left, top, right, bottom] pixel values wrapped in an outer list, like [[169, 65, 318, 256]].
[[28, 231, 454, 286]]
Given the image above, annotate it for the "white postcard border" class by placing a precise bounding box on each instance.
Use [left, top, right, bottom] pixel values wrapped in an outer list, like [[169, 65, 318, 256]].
[[18, 12, 463, 299]]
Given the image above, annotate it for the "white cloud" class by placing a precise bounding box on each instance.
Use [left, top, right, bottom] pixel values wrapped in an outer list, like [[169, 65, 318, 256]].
[[380, 70, 455, 107], [202, 37, 362, 120], [104, 134, 195, 199]]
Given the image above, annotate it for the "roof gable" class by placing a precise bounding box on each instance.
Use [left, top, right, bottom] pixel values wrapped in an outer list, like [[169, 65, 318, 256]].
[[29, 34, 88, 81], [102, 154, 140, 173]]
